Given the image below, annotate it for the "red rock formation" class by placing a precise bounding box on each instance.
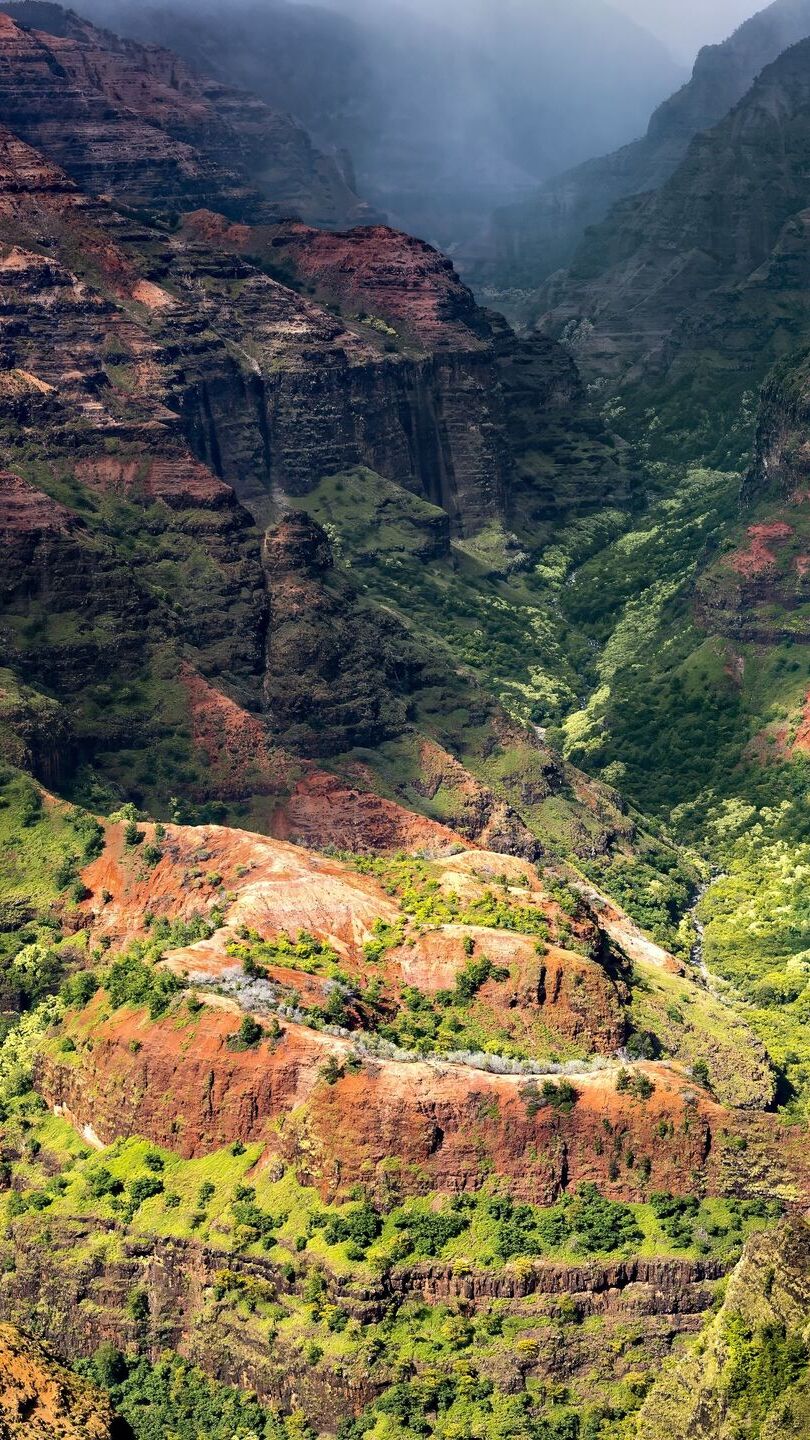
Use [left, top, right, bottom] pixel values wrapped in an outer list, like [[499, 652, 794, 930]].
[[38, 995, 806, 1205], [248, 221, 493, 353], [24, 819, 796, 1206]]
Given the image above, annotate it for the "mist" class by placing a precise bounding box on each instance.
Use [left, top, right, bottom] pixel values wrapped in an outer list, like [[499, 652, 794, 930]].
[[611, 0, 763, 60], [79, 0, 692, 251]]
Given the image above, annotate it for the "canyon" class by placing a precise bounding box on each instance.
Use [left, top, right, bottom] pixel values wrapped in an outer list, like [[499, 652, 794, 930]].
[[0, 2, 809, 1439]]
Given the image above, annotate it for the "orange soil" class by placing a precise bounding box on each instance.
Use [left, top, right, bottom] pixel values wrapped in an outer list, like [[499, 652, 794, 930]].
[[726, 521, 795, 576]]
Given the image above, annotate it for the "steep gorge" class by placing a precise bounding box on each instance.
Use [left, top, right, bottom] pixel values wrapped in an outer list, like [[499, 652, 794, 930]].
[[0, 5, 808, 1440]]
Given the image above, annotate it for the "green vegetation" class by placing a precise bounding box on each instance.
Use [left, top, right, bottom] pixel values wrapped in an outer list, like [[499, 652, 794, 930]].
[[105, 952, 184, 1020], [0, 1118, 773, 1273], [350, 854, 555, 935], [79, 1349, 296, 1440], [227, 929, 345, 979]]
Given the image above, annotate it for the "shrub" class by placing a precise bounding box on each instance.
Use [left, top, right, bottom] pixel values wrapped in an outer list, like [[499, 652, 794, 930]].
[[126, 1287, 149, 1324], [319, 1055, 343, 1086], [323, 1203, 382, 1253], [570, 1184, 642, 1254], [128, 1176, 164, 1207], [106, 953, 182, 1019], [228, 1015, 264, 1050], [540, 1079, 578, 1113], [86, 1166, 124, 1199], [627, 1030, 660, 1060], [392, 1209, 470, 1257]]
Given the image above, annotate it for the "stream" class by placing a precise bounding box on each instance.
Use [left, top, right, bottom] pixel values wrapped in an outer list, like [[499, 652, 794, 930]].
[[688, 875, 726, 983]]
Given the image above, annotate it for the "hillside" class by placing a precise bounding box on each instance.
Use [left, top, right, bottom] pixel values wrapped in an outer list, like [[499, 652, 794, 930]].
[[0, 5, 808, 1440], [71, 0, 683, 255], [0, 1325, 128, 1438], [536, 34, 810, 470], [0, 0, 372, 228]]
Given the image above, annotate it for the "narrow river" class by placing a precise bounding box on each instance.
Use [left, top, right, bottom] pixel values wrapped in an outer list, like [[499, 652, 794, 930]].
[[688, 875, 726, 983]]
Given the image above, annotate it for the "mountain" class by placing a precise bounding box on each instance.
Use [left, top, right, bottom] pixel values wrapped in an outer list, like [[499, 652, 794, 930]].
[[534, 34, 810, 469], [72, 0, 683, 254], [0, 7, 808, 1440], [483, 0, 810, 298], [0, 3, 638, 860], [0, 0, 373, 227]]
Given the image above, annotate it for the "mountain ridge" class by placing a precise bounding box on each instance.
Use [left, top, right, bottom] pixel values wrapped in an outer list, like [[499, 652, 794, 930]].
[[481, 0, 810, 304]]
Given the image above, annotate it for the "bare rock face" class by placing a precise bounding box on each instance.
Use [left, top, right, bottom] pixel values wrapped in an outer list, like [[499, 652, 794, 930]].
[[183, 212, 630, 531], [260, 222, 493, 352], [0, 1323, 127, 1439], [38, 987, 803, 1204]]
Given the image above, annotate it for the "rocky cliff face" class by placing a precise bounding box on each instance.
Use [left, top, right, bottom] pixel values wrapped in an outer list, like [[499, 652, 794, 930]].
[[692, 349, 810, 645], [485, 0, 810, 293], [0, 9, 633, 845], [182, 212, 630, 530], [0, 1215, 728, 1434], [637, 1216, 810, 1440]]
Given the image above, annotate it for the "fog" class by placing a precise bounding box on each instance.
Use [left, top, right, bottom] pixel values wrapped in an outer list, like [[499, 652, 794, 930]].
[[611, 0, 763, 60], [292, 0, 760, 64], [80, 0, 693, 244]]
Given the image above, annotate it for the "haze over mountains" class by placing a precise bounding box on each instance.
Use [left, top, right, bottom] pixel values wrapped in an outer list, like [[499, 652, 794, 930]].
[[481, 0, 810, 304], [77, 0, 685, 251]]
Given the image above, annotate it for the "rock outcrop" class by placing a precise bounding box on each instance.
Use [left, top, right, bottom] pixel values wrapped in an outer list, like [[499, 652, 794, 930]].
[[23, 816, 799, 1203], [0, 1215, 727, 1433], [0, 3, 370, 226], [0, 1323, 127, 1439], [637, 1216, 810, 1440]]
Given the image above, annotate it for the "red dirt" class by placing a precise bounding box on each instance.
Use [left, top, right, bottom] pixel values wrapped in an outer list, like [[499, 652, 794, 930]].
[[39, 995, 807, 1205], [272, 768, 465, 856], [82, 819, 401, 958], [74, 456, 233, 508], [0, 469, 75, 536], [726, 521, 794, 576]]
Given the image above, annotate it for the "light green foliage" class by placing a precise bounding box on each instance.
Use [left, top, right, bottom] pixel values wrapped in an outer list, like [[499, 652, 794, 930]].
[[0, 996, 63, 1111], [227, 929, 344, 978], [693, 807, 810, 1111]]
